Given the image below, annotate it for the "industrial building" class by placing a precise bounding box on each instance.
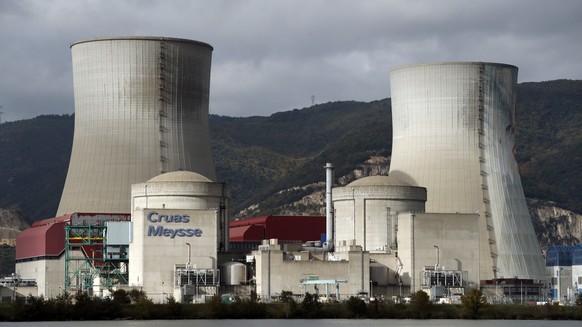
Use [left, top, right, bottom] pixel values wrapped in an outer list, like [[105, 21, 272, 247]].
[[10, 43, 551, 304], [14, 213, 132, 298], [546, 245, 582, 304]]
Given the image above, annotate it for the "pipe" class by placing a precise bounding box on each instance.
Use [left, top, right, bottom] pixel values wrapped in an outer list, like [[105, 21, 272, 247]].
[[324, 163, 334, 251], [434, 245, 439, 268], [186, 242, 191, 266]]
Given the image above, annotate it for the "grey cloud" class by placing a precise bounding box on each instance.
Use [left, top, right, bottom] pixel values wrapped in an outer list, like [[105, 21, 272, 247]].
[[0, 0, 581, 121]]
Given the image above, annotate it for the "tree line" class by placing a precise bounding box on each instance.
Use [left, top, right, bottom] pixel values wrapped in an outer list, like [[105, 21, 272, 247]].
[[0, 289, 581, 321]]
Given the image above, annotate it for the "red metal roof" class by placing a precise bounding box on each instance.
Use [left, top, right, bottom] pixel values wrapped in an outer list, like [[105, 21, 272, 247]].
[[30, 212, 131, 228], [18, 212, 130, 261], [229, 215, 325, 243], [16, 222, 66, 260], [31, 214, 72, 227], [230, 225, 265, 241]]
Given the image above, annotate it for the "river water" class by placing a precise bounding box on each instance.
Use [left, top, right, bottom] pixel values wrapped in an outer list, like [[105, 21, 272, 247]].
[[0, 320, 579, 327]]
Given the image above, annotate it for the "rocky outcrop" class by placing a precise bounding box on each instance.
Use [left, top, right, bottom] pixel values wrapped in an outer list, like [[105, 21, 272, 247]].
[[528, 198, 582, 254], [0, 209, 29, 246]]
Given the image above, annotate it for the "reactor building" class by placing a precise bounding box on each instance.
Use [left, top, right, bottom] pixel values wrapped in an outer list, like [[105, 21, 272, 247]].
[[388, 62, 546, 281], [58, 37, 216, 215]]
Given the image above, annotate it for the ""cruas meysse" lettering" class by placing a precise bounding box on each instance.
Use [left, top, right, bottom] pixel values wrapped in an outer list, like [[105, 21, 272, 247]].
[[146, 211, 203, 238]]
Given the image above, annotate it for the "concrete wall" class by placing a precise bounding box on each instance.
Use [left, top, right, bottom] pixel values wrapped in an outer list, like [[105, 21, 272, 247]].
[[573, 264, 582, 302], [253, 245, 369, 301], [397, 212, 480, 292], [129, 208, 218, 300], [15, 257, 63, 298], [548, 265, 578, 304]]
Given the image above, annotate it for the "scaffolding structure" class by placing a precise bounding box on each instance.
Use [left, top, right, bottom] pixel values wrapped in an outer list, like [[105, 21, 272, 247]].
[[64, 225, 129, 293], [300, 276, 348, 301], [174, 266, 220, 302], [421, 268, 465, 288], [419, 268, 466, 301]]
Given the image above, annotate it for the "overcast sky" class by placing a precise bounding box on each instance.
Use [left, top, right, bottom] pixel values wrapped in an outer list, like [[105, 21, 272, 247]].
[[1, 0, 581, 122]]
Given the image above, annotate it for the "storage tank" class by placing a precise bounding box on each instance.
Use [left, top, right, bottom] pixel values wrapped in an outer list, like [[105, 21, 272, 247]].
[[221, 262, 247, 286], [58, 36, 215, 215], [332, 175, 426, 252], [389, 62, 545, 280]]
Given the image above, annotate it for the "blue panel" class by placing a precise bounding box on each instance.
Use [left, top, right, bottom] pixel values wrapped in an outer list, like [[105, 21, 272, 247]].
[[572, 244, 582, 266], [546, 245, 574, 266]]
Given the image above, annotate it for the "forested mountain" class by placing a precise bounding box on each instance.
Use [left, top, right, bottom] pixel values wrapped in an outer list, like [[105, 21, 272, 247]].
[[0, 80, 580, 229]]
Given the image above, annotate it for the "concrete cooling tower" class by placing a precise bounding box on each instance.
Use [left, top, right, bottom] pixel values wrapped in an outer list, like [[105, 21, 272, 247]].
[[388, 62, 545, 281], [58, 37, 216, 215]]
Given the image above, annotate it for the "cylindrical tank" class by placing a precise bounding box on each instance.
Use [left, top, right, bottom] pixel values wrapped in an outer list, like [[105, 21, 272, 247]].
[[332, 175, 426, 252], [389, 62, 545, 280], [221, 262, 247, 286], [370, 262, 390, 286], [58, 36, 216, 215]]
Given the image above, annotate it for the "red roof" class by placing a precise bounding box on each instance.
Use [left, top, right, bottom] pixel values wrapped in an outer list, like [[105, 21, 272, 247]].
[[16, 222, 66, 260], [31, 214, 72, 227], [18, 212, 130, 261], [229, 215, 325, 243], [230, 224, 265, 241]]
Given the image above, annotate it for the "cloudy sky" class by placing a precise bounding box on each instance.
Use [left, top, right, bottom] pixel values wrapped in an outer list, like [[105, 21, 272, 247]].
[[1, 0, 581, 122]]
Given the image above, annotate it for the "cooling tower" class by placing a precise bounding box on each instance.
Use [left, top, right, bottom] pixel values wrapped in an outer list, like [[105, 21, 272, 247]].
[[57, 37, 216, 215], [388, 62, 545, 281]]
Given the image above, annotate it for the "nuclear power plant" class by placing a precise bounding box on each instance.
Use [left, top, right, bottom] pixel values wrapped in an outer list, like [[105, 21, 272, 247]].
[[58, 37, 216, 215], [10, 36, 562, 304]]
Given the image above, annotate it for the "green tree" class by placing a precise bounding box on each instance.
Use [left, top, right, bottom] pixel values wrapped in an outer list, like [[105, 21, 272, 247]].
[[461, 288, 487, 319], [346, 296, 367, 318], [410, 290, 431, 318], [279, 290, 297, 318], [48, 291, 73, 320], [110, 289, 131, 304], [73, 291, 98, 320], [203, 295, 228, 319], [280, 290, 294, 303], [128, 288, 148, 304], [301, 292, 322, 318]]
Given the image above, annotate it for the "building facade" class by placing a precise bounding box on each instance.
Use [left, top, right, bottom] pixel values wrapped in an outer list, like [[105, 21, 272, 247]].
[[129, 171, 228, 302]]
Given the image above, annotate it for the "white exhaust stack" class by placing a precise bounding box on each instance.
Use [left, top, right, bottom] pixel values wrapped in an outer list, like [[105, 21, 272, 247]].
[[324, 163, 334, 251]]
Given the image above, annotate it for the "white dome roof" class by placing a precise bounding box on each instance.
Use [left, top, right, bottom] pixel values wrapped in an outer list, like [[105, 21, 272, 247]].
[[147, 171, 212, 183], [347, 175, 410, 187]]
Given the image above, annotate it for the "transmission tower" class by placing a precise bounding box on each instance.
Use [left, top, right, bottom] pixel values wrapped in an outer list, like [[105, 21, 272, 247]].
[[0, 105, 4, 124]]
